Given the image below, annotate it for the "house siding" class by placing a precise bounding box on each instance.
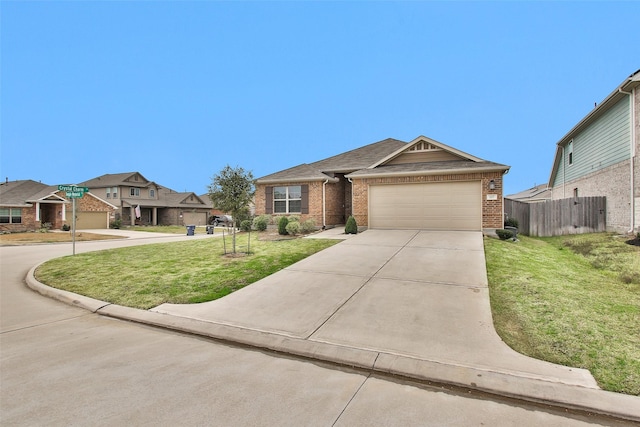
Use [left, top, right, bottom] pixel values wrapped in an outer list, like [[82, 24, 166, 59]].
[[553, 97, 631, 187], [551, 86, 639, 233]]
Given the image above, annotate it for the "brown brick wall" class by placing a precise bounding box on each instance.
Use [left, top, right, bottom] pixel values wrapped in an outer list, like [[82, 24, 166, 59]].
[[255, 181, 324, 225], [257, 172, 505, 230], [0, 202, 68, 232], [0, 206, 36, 232]]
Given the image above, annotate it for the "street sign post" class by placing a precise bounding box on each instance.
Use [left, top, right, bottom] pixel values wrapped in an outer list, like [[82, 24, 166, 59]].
[[58, 185, 89, 255]]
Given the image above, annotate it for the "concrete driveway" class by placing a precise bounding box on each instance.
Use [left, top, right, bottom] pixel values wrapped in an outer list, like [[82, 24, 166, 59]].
[[153, 229, 598, 388]]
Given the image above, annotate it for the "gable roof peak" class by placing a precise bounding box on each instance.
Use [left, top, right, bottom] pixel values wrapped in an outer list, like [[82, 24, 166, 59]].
[[79, 172, 152, 187], [370, 135, 485, 168]]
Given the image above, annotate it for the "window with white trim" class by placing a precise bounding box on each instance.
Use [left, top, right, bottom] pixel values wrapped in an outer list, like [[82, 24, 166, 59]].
[[273, 186, 302, 213], [112, 187, 118, 198], [149, 189, 155, 198], [0, 208, 22, 224], [568, 140, 574, 165], [130, 187, 140, 197]]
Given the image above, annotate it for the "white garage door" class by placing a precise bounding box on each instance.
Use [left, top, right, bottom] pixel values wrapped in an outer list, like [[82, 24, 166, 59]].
[[369, 181, 482, 230]]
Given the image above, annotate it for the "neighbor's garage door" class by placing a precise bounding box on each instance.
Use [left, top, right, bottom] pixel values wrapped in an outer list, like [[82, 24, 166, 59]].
[[67, 211, 109, 229], [182, 212, 207, 226], [369, 181, 482, 230]]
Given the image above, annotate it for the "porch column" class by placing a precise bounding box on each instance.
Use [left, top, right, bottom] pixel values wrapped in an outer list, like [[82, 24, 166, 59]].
[[35, 202, 40, 221], [62, 204, 66, 221], [152, 208, 158, 225], [130, 206, 136, 225]]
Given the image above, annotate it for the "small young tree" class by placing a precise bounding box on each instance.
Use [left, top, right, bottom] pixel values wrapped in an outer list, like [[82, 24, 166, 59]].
[[208, 165, 255, 254]]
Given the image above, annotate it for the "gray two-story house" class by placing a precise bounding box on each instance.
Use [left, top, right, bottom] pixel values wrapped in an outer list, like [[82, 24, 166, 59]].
[[548, 70, 640, 233]]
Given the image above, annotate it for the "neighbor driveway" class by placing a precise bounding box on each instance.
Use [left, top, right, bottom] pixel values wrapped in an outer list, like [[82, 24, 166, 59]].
[[153, 229, 597, 388]]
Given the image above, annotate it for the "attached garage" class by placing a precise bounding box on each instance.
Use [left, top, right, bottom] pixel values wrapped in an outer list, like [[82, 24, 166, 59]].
[[182, 211, 207, 226], [67, 210, 109, 229], [369, 181, 482, 230]]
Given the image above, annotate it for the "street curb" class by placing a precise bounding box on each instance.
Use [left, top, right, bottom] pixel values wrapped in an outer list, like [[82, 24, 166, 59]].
[[25, 270, 640, 423], [26, 263, 110, 313]]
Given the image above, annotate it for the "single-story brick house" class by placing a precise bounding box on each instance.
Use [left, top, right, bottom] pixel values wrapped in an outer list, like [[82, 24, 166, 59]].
[[0, 179, 117, 232], [255, 136, 510, 231]]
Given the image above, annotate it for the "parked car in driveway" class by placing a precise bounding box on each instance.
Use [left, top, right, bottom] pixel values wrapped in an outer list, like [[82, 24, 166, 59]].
[[209, 215, 233, 226]]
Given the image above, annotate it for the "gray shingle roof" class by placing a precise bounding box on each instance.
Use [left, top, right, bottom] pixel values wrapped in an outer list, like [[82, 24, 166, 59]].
[[79, 172, 157, 188], [310, 138, 407, 172], [257, 138, 407, 183], [506, 184, 551, 201], [0, 180, 64, 206]]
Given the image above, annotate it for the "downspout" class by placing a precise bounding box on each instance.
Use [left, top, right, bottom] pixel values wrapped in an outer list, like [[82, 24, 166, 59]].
[[620, 86, 636, 232], [562, 145, 566, 198], [322, 179, 329, 229], [347, 177, 354, 221]]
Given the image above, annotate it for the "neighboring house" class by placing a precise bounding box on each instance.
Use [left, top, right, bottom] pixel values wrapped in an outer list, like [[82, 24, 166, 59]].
[[79, 172, 213, 226], [0, 179, 117, 231], [548, 70, 640, 233], [506, 184, 551, 203], [255, 136, 510, 231]]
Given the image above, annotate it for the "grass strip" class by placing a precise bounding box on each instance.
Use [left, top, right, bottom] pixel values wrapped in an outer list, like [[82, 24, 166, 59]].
[[35, 233, 338, 310], [484, 233, 640, 395]]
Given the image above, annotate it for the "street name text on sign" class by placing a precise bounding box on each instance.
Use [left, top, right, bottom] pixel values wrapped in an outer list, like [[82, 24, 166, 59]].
[[58, 185, 89, 198]]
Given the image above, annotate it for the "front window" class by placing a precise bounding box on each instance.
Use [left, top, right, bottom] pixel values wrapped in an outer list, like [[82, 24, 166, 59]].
[[130, 188, 140, 197], [106, 188, 111, 198], [112, 187, 118, 199], [149, 189, 155, 198], [273, 186, 301, 214], [0, 208, 22, 224]]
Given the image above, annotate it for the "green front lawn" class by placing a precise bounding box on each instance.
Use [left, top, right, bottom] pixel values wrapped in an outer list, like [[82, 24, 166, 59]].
[[35, 233, 338, 309], [484, 233, 640, 395]]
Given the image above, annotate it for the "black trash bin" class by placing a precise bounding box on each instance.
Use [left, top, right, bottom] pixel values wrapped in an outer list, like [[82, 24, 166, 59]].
[[206, 225, 214, 234], [186, 225, 196, 236]]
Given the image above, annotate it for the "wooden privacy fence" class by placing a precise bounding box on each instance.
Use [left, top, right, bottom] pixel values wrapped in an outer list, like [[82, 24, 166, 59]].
[[504, 197, 606, 237]]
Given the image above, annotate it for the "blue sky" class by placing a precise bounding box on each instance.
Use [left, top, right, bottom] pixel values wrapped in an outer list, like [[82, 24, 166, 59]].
[[2, 1, 638, 196]]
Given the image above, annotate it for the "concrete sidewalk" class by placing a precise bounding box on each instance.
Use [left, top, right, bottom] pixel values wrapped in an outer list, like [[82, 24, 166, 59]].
[[25, 229, 640, 422]]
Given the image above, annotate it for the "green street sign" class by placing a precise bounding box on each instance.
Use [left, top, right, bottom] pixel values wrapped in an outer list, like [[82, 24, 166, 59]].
[[58, 185, 89, 198]]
